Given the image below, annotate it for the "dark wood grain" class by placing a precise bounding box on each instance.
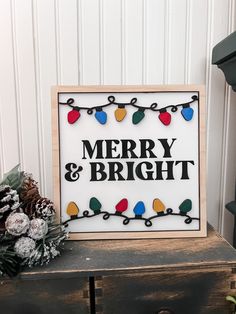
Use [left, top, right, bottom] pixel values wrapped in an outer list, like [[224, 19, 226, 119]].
[[0, 277, 90, 314], [95, 268, 235, 314], [20, 225, 236, 280], [1, 224, 236, 314]]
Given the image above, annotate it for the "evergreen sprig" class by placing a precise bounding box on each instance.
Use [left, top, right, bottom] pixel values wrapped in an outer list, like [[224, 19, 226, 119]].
[[0, 233, 21, 277], [0, 164, 24, 192], [24, 222, 67, 268], [0, 166, 68, 277]]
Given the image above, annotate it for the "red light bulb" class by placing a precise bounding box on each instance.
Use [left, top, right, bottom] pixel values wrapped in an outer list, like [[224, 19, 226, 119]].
[[115, 198, 128, 215], [158, 109, 171, 126], [68, 107, 81, 124]]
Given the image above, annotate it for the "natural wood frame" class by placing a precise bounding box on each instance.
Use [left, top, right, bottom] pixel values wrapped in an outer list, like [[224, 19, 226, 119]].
[[52, 85, 207, 240]]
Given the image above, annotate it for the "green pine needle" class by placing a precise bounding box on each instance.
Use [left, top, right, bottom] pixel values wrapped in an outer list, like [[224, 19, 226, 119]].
[[226, 295, 236, 305], [0, 249, 21, 277], [0, 164, 24, 192]]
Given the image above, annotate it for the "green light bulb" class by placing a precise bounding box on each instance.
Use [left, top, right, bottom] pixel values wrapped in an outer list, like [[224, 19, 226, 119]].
[[132, 109, 145, 125], [89, 197, 102, 214], [179, 199, 192, 215]]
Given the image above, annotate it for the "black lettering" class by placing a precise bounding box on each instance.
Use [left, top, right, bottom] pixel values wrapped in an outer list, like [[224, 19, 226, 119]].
[[158, 138, 177, 158], [105, 140, 120, 158], [135, 162, 154, 180], [121, 140, 138, 158], [90, 162, 107, 181], [108, 162, 125, 181], [175, 160, 195, 179], [155, 161, 174, 180], [82, 140, 104, 159], [139, 139, 157, 158], [65, 163, 83, 182], [126, 162, 135, 180]]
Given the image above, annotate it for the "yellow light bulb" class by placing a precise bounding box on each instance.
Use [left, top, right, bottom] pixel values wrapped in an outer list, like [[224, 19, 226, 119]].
[[115, 106, 127, 122], [66, 201, 79, 219], [153, 198, 166, 214]]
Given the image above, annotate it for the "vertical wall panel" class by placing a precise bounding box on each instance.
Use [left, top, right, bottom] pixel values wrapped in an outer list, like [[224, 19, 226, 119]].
[[57, 0, 79, 84], [0, 0, 20, 175], [206, 0, 230, 229], [33, 0, 57, 197], [168, 0, 187, 83], [189, 0, 208, 83], [123, 0, 143, 84], [163, 0, 170, 84], [11, 0, 40, 181], [146, 0, 165, 84], [80, 0, 100, 84], [121, 0, 126, 84], [103, 0, 122, 84], [0, 107, 4, 178]]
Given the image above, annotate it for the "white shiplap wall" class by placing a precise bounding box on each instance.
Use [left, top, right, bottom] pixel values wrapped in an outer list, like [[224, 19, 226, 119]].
[[0, 0, 236, 241]]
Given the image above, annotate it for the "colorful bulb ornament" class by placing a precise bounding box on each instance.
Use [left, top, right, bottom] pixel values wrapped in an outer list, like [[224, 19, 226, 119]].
[[95, 107, 107, 125], [66, 201, 79, 219], [89, 197, 102, 214], [181, 104, 194, 121], [179, 199, 192, 215], [132, 108, 145, 125], [133, 201, 145, 218], [115, 198, 128, 215], [152, 198, 166, 215], [158, 109, 171, 126], [115, 105, 127, 122], [68, 107, 81, 124]]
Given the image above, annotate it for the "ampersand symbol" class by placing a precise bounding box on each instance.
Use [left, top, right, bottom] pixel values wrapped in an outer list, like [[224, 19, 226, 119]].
[[65, 163, 83, 182]]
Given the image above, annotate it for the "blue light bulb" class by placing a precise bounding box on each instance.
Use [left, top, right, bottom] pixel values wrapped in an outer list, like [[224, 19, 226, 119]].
[[133, 201, 145, 218], [95, 108, 107, 125], [181, 106, 194, 121]]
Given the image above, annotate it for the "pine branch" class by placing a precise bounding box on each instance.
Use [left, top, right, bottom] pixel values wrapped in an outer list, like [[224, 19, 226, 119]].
[[23, 221, 68, 267], [0, 164, 24, 192], [0, 248, 21, 277]]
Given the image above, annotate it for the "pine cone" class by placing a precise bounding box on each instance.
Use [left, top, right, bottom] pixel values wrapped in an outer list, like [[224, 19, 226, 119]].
[[35, 198, 55, 221], [0, 185, 20, 233], [19, 174, 41, 217], [0, 185, 20, 217]]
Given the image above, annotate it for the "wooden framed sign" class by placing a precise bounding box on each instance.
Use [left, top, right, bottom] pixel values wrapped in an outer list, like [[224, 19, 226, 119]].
[[52, 85, 206, 240]]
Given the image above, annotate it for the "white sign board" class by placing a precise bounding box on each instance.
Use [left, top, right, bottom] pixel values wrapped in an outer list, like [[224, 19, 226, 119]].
[[52, 86, 206, 240]]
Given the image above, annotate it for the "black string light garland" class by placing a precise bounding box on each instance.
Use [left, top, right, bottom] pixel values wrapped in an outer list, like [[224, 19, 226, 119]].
[[60, 95, 200, 229], [59, 95, 198, 125], [63, 198, 200, 228]]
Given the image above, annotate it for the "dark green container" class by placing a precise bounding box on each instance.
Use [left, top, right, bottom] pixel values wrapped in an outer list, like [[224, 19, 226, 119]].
[[212, 31, 236, 246], [212, 31, 236, 91]]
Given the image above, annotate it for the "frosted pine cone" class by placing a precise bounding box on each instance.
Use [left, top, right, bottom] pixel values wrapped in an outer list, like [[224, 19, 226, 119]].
[[35, 198, 55, 221], [0, 185, 20, 217]]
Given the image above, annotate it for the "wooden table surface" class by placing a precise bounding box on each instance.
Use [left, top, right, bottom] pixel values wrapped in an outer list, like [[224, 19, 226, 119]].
[[19, 224, 236, 280]]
